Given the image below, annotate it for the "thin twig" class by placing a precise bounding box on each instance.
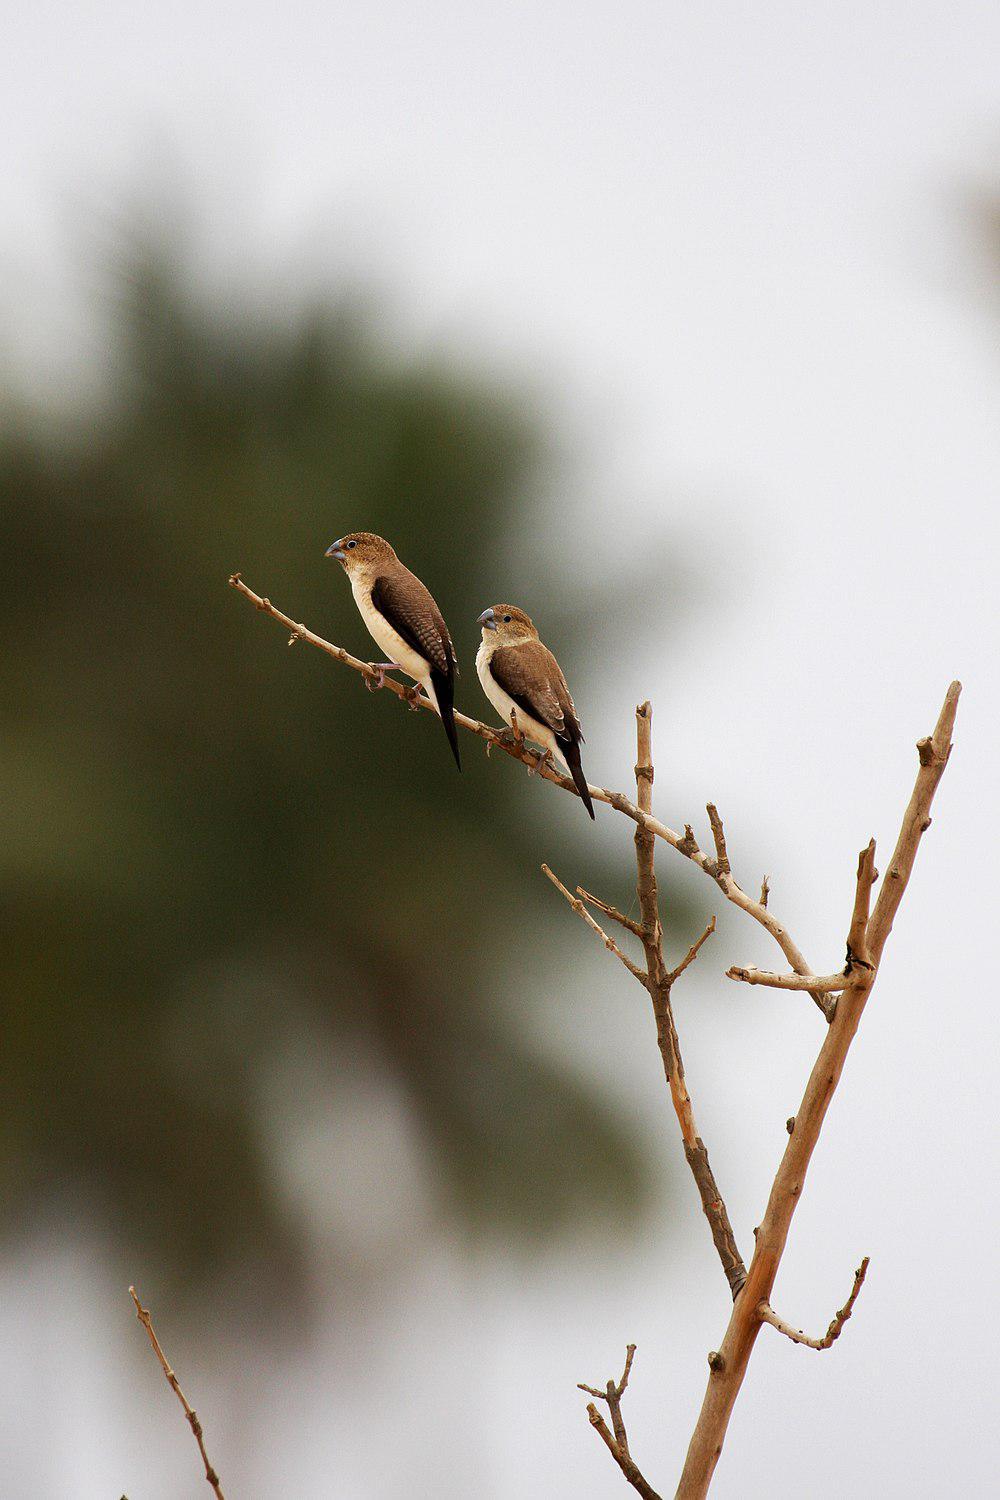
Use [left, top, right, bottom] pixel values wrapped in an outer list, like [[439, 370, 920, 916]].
[[669, 917, 717, 984], [229, 574, 830, 1011], [845, 838, 877, 971], [542, 865, 648, 984], [578, 1343, 637, 1446], [759, 1257, 870, 1351], [705, 803, 730, 877], [578, 1347, 663, 1500], [129, 1286, 225, 1500], [725, 967, 851, 993], [576, 886, 645, 938]]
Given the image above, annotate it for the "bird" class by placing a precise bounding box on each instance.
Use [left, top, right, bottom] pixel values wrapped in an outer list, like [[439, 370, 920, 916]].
[[476, 604, 595, 818], [325, 532, 461, 770]]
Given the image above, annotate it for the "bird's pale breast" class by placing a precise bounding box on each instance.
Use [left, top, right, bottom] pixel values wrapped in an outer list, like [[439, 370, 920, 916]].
[[354, 576, 432, 689], [476, 642, 566, 768]]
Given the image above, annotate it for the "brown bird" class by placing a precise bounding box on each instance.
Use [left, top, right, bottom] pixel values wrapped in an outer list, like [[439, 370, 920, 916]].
[[476, 604, 594, 818], [325, 532, 461, 770]]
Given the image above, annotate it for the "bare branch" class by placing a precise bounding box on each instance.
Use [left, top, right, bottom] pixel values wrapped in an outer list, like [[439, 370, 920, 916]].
[[725, 966, 851, 994], [676, 683, 960, 1499], [577, 886, 645, 938], [631, 704, 747, 1300], [669, 917, 717, 984], [867, 682, 960, 963], [542, 865, 647, 984], [726, 843, 880, 1008], [759, 1257, 870, 1351], [229, 575, 828, 1003], [579, 1347, 663, 1500], [846, 838, 877, 971], [578, 1343, 637, 1447], [585, 1406, 664, 1500], [129, 1286, 225, 1500], [705, 803, 730, 876]]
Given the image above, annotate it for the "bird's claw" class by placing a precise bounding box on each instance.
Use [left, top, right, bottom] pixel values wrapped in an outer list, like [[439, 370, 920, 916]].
[[526, 751, 555, 778], [366, 664, 389, 693]]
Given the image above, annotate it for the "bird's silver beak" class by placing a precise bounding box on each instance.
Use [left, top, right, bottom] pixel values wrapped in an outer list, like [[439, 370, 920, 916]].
[[325, 540, 347, 561], [478, 608, 497, 631]]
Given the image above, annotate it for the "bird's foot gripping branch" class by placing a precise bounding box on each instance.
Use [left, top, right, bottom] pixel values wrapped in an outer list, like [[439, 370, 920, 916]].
[[229, 573, 959, 1498]]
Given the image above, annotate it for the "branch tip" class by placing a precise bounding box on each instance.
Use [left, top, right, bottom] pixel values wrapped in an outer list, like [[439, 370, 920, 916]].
[[669, 917, 717, 983], [128, 1285, 225, 1498], [726, 965, 850, 995], [543, 864, 647, 983], [705, 803, 731, 876], [758, 1256, 870, 1352]]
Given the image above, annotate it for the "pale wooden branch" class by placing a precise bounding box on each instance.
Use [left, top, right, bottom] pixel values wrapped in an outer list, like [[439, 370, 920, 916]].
[[705, 804, 730, 877], [129, 1286, 225, 1500], [229, 574, 828, 1010], [846, 838, 877, 971], [629, 704, 747, 1301], [725, 967, 850, 993], [675, 682, 960, 1500], [668, 918, 716, 983], [542, 864, 648, 984], [542, 706, 745, 1299], [577, 886, 645, 938], [579, 1347, 663, 1500], [759, 1257, 870, 1351]]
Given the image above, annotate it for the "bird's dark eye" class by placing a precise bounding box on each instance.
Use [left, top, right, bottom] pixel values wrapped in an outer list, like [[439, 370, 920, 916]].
[[347, 540, 357, 549], [503, 614, 511, 622]]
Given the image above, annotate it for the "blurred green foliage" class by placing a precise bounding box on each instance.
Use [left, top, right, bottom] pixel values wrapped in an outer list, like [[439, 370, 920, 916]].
[[0, 234, 655, 1310]]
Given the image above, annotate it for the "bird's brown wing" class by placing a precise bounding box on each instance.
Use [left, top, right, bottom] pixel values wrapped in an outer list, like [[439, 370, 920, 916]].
[[491, 640, 583, 743], [371, 569, 457, 678]]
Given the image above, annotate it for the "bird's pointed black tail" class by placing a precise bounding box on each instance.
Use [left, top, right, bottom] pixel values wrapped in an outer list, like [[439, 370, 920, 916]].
[[430, 668, 462, 771], [561, 737, 595, 819]]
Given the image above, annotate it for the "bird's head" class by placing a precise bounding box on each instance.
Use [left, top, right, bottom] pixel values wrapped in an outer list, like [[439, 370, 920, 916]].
[[477, 604, 538, 644], [324, 532, 396, 577]]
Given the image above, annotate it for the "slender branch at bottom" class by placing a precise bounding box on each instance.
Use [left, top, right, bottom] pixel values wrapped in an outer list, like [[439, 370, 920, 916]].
[[129, 1286, 225, 1500]]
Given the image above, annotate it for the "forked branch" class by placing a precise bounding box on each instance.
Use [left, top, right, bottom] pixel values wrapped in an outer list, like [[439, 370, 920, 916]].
[[549, 703, 746, 1304], [578, 1346, 663, 1500], [542, 864, 647, 984], [675, 682, 960, 1499]]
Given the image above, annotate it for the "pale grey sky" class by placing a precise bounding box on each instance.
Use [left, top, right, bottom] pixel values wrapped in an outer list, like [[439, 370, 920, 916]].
[[2, 2, 998, 1496]]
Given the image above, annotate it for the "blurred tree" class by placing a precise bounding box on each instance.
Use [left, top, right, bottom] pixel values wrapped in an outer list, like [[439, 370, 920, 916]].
[[0, 227, 657, 1312]]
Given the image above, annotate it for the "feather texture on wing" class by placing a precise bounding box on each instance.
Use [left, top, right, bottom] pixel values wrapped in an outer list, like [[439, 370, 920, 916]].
[[371, 571, 457, 679], [490, 640, 583, 744]]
